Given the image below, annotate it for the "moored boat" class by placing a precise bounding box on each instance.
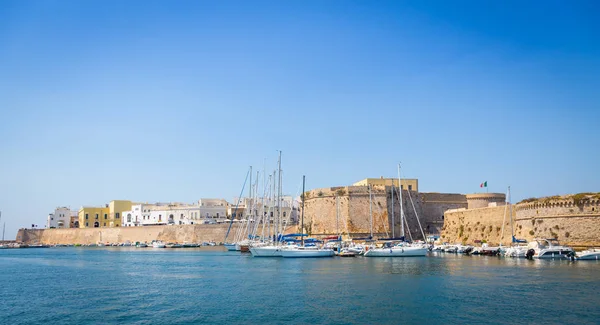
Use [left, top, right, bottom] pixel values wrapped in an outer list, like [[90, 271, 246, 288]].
[[527, 238, 574, 259], [280, 246, 335, 258], [576, 248, 600, 260], [152, 241, 166, 248], [364, 242, 427, 257]]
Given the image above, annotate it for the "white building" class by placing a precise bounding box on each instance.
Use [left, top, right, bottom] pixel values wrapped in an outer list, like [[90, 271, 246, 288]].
[[229, 196, 299, 225], [121, 199, 228, 227], [47, 207, 78, 229]]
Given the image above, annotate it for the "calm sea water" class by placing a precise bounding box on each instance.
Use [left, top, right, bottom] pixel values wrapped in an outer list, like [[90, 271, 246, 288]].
[[1, 248, 599, 325]]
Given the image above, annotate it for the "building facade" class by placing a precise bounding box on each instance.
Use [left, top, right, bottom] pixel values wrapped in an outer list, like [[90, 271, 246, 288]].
[[353, 178, 419, 192], [121, 199, 229, 227], [46, 207, 78, 229]]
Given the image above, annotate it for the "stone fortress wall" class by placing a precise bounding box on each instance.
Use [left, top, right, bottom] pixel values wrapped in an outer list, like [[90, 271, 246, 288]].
[[441, 193, 600, 248], [16, 224, 295, 245], [302, 186, 467, 239]]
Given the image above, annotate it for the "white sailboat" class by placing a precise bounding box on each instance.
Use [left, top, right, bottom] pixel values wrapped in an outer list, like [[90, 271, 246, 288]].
[[502, 186, 529, 258], [280, 175, 335, 258], [365, 163, 427, 257]]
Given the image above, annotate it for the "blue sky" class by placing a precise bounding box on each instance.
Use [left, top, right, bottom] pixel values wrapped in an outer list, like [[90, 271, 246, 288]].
[[1, 0, 599, 239]]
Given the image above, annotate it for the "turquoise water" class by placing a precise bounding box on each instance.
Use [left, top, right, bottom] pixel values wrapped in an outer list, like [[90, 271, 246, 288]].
[[1, 248, 599, 325]]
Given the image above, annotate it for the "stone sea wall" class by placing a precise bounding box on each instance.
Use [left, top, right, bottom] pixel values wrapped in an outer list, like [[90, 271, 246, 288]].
[[442, 195, 600, 248], [16, 224, 288, 245], [441, 206, 514, 246], [514, 197, 600, 248]]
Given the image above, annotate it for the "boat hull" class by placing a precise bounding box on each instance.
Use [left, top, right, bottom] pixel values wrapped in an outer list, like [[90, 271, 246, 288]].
[[280, 248, 335, 258], [250, 246, 282, 257], [577, 251, 600, 260], [224, 243, 238, 251], [364, 247, 427, 257]]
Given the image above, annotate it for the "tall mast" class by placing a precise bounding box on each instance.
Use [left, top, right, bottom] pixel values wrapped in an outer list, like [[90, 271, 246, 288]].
[[336, 195, 340, 238], [369, 184, 373, 239], [272, 169, 276, 241], [509, 186, 513, 242], [2, 222, 4, 241], [398, 163, 405, 238], [277, 150, 282, 237], [301, 175, 305, 247], [391, 181, 395, 238]]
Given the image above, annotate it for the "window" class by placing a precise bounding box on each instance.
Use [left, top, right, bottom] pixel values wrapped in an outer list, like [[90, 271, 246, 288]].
[[51, 217, 54, 220], [408, 185, 413, 191], [127, 214, 131, 222], [400, 185, 404, 190], [159, 215, 162, 222], [216, 213, 219, 218], [103, 223, 106, 226], [95, 214, 99, 219], [283, 212, 286, 217], [116, 213, 120, 219], [86, 222, 88, 227], [104, 214, 107, 219]]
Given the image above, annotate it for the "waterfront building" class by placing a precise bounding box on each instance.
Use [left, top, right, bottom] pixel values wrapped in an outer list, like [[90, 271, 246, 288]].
[[76, 200, 132, 228], [121, 199, 228, 227], [229, 196, 299, 225], [353, 177, 419, 192], [46, 207, 78, 229], [78, 206, 111, 228]]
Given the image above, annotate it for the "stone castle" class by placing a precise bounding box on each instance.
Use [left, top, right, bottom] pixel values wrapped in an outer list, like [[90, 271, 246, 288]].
[[441, 193, 600, 248]]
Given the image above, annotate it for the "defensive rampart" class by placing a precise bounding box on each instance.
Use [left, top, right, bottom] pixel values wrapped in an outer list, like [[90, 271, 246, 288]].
[[514, 194, 600, 247], [303, 186, 466, 239], [441, 193, 600, 247], [15, 224, 276, 245]]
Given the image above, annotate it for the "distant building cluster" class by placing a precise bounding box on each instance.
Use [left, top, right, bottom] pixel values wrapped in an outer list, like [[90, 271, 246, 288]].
[[46, 196, 299, 229]]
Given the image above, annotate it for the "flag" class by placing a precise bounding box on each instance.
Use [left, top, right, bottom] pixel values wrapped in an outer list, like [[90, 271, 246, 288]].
[[480, 181, 487, 188]]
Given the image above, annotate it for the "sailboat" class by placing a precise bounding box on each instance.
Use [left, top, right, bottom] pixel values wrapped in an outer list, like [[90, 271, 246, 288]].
[[503, 186, 529, 258], [224, 167, 251, 251], [280, 175, 335, 258], [364, 164, 427, 257]]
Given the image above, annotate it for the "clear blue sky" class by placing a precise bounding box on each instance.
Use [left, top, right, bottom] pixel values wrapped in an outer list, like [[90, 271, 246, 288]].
[[1, 0, 599, 239]]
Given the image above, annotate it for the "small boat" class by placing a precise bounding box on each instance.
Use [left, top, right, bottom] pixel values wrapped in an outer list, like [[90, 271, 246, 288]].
[[136, 242, 148, 248], [338, 248, 356, 257], [577, 248, 600, 260], [224, 243, 237, 251], [364, 242, 427, 257], [165, 243, 182, 248], [152, 241, 166, 248]]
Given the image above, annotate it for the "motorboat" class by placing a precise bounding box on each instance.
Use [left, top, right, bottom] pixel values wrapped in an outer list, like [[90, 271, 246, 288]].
[[577, 248, 600, 260], [364, 242, 427, 257], [527, 238, 574, 259], [224, 243, 237, 251], [136, 242, 148, 248], [152, 241, 166, 248], [280, 246, 335, 258], [505, 245, 529, 258]]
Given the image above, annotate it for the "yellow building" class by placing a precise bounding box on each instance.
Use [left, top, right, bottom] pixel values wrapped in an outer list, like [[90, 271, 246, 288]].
[[109, 200, 133, 227], [78, 200, 133, 228], [78, 206, 110, 228], [353, 177, 419, 192]]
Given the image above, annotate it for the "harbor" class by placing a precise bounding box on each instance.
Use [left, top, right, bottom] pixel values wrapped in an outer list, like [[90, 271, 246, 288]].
[[1, 246, 599, 325]]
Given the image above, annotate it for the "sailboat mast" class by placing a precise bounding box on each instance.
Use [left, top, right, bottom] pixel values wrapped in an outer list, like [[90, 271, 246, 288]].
[[369, 184, 373, 239], [509, 186, 513, 243], [398, 164, 405, 238], [301, 175, 305, 247], [336, 195, 340, 238], [277, 150, 282, 237], [2, 222, 4, 241], [391, 182, 395, 238]]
